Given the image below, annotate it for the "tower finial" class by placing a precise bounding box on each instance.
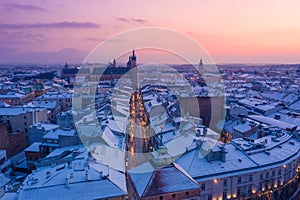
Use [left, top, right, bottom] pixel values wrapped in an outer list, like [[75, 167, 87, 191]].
[[199, 57, 203, 66]]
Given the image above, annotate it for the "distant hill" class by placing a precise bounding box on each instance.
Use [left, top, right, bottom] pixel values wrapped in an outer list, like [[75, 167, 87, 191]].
[[0, 48, 87, 64]]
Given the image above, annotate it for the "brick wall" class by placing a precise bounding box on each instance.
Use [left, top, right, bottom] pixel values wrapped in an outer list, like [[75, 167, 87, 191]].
[[0, 122, 25, 158]]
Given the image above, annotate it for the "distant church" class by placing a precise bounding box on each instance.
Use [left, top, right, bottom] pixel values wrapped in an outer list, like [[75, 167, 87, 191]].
[[199, 57, 203, 67], [127, 50, 137, 68], [198, 57, 205, 76]]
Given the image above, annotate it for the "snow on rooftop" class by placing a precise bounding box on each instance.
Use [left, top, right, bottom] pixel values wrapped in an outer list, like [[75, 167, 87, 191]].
[[267, 112, 300, 130], [37, 93, 72, 99], [249, 139, 299, 166], [0, 101, 11, 107], [19, 146, 127, 200], [42, 129, 76, 140], [25, 142, 42, 152], [166, 133, 194, 157], [28, 101, 57, 109], [142, 94, 157, 101], [129, 163, 200, 198], [0, 192, 18, 200], [19, 175, 126, 200], [102, 127, 121, 148], [176, 143, 257, 180], [106, 118, 127, 134], [176, 134, 300, 182], [45, 145, 85, 159], [91, 144, 125, 172], [289, 100, 300, 111], [233, 122, 252, 133], [76, 124, 101, 137], [128, 162, 154, 174], [111, 105, 129, 118], [129, 170, 153, 196], [30, 123, 59, 131], [0, 107, 44, 116], [249, 115, 297, 130], [108, 167, 127, 193], [0, 173, 10, 188], [0, 93, 25, 99]]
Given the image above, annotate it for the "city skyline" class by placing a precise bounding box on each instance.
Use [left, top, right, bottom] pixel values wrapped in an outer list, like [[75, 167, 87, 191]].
[[1, 1, 300, 199], [1, 0, 300, 64]]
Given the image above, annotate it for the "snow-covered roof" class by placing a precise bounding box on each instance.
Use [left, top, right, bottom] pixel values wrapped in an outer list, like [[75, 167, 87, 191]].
[[28, 101, 57, 109], [37, 93, 72, 100], [129, 163, 199, 198], [76, 124, 101, 137], [166, 133, 194, 157], [267, 112, 300, 131], [0, 107, 44, 116], [102, 127, 121, 148], [19, 147, 127, 200], [233, 122, 252, 133], [19, 171, 126, 200], [176, 135, 300, 182], [0, 173, 10, 188], [29, 123, 59, 131], [0, 192, 18, 200], [0, 93, 25, 99], [0, 101, 11, 107], [25, 142, 42, 152], [106, 118, 127, 134], [42, 129, 76, 140], [249, 138, 299, 166], [249, 115, 297, 130], [289, 100, 300, 112], [91, 144, 125, 172]]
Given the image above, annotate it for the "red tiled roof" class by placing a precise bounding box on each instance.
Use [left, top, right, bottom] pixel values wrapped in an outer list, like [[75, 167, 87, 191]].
[[129, 163, 200, 198]]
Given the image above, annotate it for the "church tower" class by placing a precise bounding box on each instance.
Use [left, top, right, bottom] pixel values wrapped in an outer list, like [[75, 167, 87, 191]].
[[126, 50, 138, 91], [198, 57, 205, 76], [199, 57, 203, 67], [127, 50, 137, 68]]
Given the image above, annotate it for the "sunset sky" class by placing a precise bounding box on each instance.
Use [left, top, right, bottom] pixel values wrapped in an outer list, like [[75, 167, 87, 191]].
[[1, 0, 300, 64]]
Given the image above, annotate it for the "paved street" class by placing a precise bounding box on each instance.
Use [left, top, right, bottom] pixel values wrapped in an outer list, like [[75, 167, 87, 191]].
[[126, 89, 153, 170]]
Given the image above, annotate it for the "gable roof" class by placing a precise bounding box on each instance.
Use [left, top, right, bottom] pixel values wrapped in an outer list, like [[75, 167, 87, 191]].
[[129, 163, 199, 198]]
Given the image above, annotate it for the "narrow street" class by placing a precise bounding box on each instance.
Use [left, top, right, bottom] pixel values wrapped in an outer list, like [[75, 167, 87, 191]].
[[126, 89, 154, 170]]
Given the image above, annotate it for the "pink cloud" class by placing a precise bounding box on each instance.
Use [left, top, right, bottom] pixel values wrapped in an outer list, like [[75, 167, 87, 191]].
[[5, 3, 47, 12], [0, 22, 100, 30]]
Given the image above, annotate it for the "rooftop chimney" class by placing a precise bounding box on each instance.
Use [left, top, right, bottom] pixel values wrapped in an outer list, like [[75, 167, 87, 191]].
[[65, 174, 70, 188], [85, 170, 89, 181]]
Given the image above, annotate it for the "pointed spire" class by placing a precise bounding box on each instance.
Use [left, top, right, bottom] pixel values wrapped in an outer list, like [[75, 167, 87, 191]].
[[199, 57, 203, 66], [113, 58, 116, 67], [64, 62, 69, 68], [132, 49, 136, 60]]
